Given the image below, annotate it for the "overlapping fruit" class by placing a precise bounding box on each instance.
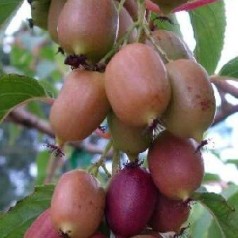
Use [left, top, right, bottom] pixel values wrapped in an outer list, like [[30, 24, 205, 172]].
[[26, 0, 217, 237]]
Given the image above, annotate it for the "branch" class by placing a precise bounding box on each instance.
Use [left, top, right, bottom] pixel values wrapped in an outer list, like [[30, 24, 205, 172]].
[[211, 76, 238, 98], [5, 107, 110, 153], [7, 107, 54, 137], [213, 104, 238, 126]]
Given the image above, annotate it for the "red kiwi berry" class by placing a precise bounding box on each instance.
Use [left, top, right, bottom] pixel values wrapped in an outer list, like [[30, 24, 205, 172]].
[[107, 111, 153, 158], [24, 208, 60, 238], [147, 30, 195, 62], [47, 0, 66, 42], [57, 0, 119, 63], [116, 0, 138, 20], [105, 43, 170, 127], [162, 59, 216, 142], [51, 169, 105, 238], [150, 193, 191, 233], [105, 160, 157, 237], [148, 130, 204, 200], [49, 69, 110, 144], [118, 7, 137, 43], [90, 232, 107, 238]]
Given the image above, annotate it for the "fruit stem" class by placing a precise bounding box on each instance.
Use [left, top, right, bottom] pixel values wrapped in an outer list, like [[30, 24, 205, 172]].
[[88, 139, 113, 177], [112, 148, 121, 176], [127, 153, 139, 163], [44, 139, 65, 184], [136, 0, 146, 43], [117, 0, 126, 12], [99, 22, 138, 64]]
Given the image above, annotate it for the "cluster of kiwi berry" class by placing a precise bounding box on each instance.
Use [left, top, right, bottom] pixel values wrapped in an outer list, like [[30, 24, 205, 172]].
[[25, 0, 216, 237]]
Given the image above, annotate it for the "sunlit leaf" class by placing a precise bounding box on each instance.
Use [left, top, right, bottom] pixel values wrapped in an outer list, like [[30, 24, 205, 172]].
[[189, 0, 226, 74], [0, 0, 23, 27], [193, 192, 238, 238], [219, 57, 238, 79], [0, 185, 54, 238]]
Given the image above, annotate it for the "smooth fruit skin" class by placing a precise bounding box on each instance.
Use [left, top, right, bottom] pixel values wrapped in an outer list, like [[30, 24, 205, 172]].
[[150, 0, 188, 14], [105, 43, 170, 127], [31, 0, 51, 29], [57, 0, 118, 62], [24, 208, 60, 238], [147, 30, 195, 62], [47, 0, 66, 42], [90, 232, 107, 238], [51, 169, 105, 238], [118, 7, 137, 43], [116, 0, 138, 20], [150, 193, 190, 233], [49, 69, 110, 143], [105, 164, 157, 237], [107, 111, 152, 156], [148, 131, 204, 200], [162, 59, 216, 142]]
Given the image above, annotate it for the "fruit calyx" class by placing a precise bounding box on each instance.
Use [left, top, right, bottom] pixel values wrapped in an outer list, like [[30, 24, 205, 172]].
[[124, 159, 144, 169], [64, 54, 106, 72]]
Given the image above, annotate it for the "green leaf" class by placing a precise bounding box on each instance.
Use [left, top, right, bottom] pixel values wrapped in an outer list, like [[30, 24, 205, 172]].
[[189, 202, 213, 238], [203, 173, 221, 183], [0, 185, 54, 238], [0, 0, 23, 27], [189, 1, 226, 74], [0, 74, 50, 122], [193, 192, 238, 238], [219, 57, 238, 79], [152, 13, 182, 36]]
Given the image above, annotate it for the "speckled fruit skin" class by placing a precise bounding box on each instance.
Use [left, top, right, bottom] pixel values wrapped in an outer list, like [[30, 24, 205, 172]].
[[150, 0, 188, 14], [105, 43, 170, 127], [57, 0, 118, 62], [107, 111, 153, 157], [150, 193, 190, 233], [162, 59, 216, 142], [147, 30, 195, 62], [148, 131, 204, 200], [49, 69, 110, 143], [105, 164, 157, 237], [24, 208, 60, 238], [51, 169, 105, 238], [47, 0, 66, 42]]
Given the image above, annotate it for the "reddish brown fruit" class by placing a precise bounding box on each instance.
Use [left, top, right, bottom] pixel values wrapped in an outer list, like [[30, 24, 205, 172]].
[[49, 69, 110, 143], [51, 169, 105, 238], [150, 193, 190, 233], [147, 30, 195, 62], [148, 131, 204, 200], [90, 232, 107, 238], [117, 0, 138, 20], [118, 7, 137, 43], [105, 163, 157, 237], [24, 208, 60, 238], [105, 43, 170, 127], [107, 111, 152, 157], [57, 0, 118, 62], [48, 0, 66, 42], [162, 59, 216, 142]]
